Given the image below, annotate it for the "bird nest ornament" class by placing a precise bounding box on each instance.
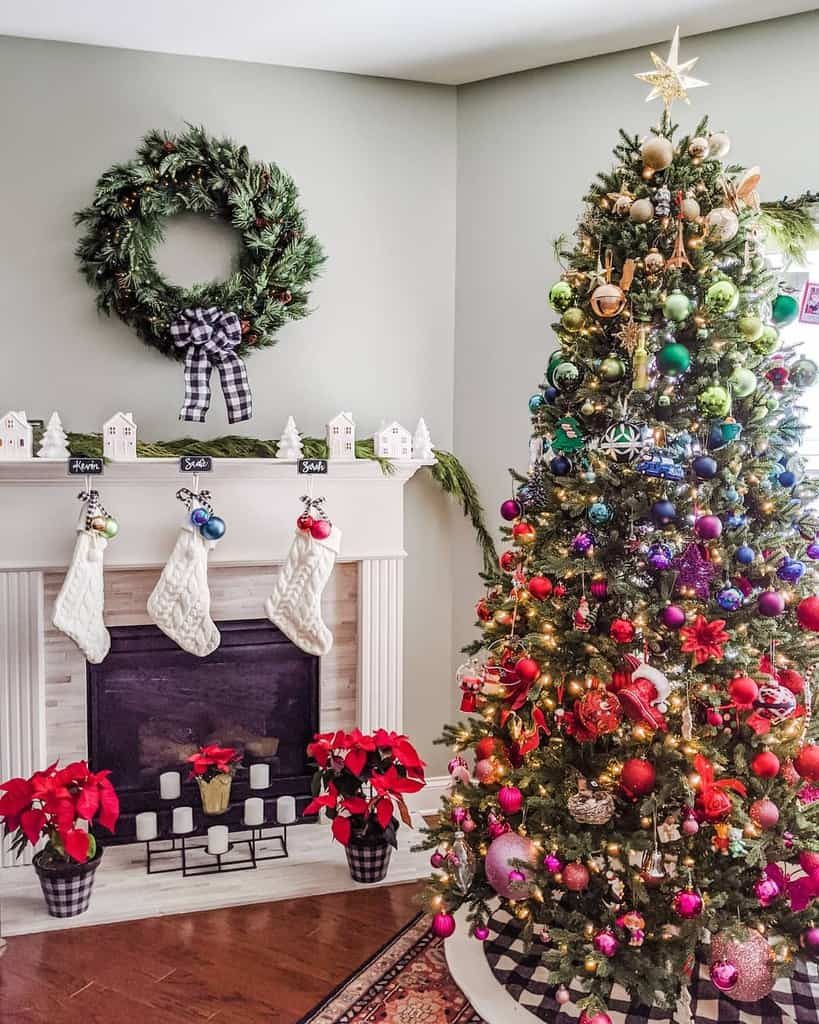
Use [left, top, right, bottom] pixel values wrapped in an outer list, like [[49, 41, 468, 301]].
[[567, 778, 615, 825]]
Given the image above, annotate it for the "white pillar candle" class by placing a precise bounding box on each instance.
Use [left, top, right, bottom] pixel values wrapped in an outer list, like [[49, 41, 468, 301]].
[[172, 806, 194, 834], [276, 795, 296, 824], [207, 825, 230, 856], [244, 797, 265, 827], [249, 763, 270, 790], [135, 811, 158, 841], [159, 771, 181, 800]]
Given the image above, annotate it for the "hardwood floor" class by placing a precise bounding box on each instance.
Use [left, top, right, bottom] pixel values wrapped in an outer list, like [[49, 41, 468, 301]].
[[0, 881, 423, 1024]]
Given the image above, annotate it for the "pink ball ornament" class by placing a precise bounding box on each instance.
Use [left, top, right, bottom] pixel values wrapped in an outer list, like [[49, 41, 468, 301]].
[[475, 758, 496, 784], [593, 929, 620, 957], [758, 590, 785, 617], [430, 851, 445, 869], [800, 851, 819, 873], [672, 889, 703, 919], [310, 518, 332, 540], [462, 812, 476, 833], [710, 959, 739, 992], [660, 604, 686, 629], [555, 986, 571, 1006], [451, 806, 467, 826], [579, 1012, 613, 1024], [500, 499, 522, 521], [431, 912, 456, 938], [474, 924, 490, 942], [682, 818, 700, 836], [498, 785, 523, 815], [695, 514, 723, 540], [709, 928, 774, 1002], [754, 875, 781, 907], [544, 853, 563, 873], [508, 868, 527, 887], [802, 926, 819, 953], [749, 799, 779, 830], [485, 833, 536, 898], [590, 578, 609, 600]]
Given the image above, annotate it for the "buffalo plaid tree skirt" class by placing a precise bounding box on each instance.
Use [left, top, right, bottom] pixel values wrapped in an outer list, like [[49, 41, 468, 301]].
[[482, 908, 819, 1024]]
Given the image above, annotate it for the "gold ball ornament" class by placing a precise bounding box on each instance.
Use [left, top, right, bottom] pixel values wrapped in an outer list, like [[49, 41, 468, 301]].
[[680, 196, 701, 221], [629, 198, 654, 224], [688, 136, 709, 160], [708, 132, 731, 159], [614, 194, 633, 217], [641, 136, 674, 171], [706, 207, 740, 243], [644, 248, 665, 276], [584, 957, 599, 975], [90, 515, 107, 533], [606, 842, 621, 857], [590, 283, 626, 318], [640, 816, 652, 830]]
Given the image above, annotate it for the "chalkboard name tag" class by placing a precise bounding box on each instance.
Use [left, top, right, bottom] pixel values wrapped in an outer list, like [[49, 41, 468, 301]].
[[298, 458, 328, 475], [180, 455, 213, 473], [68, 457, 103, 476]]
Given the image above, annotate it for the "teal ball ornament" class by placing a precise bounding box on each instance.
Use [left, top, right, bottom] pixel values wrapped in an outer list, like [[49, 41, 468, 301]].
[[528, 393, 545, 413], [656, 342, 691, 376], [698, 385, 731, 418], [663, 290, 692, 322], [103, 516, 119, 540], [772, 293, 799, 326], [201, 515, 226, 540], [191, 507, 211, 527], [729, 366, 757, 398], [546, 350, 563, 386], [791, 358, 819, 388], [553, 360, 583, 392], [549, 280, 574, 313], [705, 279, 739, 314], [588, 501, 613, 527]]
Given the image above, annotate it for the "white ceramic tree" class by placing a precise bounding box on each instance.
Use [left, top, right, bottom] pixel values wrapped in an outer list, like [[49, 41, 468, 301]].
[[37, 412, 70, 460], [412, 417, 434, 460], [276, 416, 303, 460]]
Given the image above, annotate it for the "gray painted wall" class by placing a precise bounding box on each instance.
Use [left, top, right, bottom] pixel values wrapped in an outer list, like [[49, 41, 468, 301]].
[[0, 37, 456, 773], [451, 12, 819, 720]]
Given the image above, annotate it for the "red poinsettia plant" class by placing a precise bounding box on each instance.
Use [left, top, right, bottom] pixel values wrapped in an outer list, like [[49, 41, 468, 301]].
[[0, 761, 120, 865], [186, 744, 242, 782], [305, 729, 425, 847]]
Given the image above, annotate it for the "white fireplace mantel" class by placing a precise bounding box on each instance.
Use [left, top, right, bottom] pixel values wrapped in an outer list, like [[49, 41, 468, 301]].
[[0, 456, 432, 872]]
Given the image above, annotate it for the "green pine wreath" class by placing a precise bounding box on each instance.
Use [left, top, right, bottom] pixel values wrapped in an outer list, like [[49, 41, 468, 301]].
[[74, 125, 324, 359]]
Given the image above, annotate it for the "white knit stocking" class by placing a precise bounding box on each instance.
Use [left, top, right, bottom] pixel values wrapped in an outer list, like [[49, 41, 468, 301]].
[[53, 524, 110, 665], [265, 527, 342, 656], [147, 525, 220, 657]]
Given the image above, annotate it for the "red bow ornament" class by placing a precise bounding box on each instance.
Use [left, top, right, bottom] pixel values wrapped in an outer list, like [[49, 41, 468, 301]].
[[694, 754, 747, 822]]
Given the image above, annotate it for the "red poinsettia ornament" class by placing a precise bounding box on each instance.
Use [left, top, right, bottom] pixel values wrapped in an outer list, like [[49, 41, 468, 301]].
[[679, 616, 729, 665]]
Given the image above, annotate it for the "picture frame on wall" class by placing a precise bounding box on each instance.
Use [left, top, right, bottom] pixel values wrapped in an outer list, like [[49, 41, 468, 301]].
[[799, 282, 819, 325]]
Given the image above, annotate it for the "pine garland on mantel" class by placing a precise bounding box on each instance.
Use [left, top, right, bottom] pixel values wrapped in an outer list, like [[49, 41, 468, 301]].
[[65, 432, 498, 572]]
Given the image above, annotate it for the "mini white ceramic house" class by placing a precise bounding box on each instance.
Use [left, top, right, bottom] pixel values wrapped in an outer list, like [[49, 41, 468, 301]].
[[373, 420, 413, 460], [103, 411, 137, 461], [0, 410, 33, 460], [327, 411, 356, 460]]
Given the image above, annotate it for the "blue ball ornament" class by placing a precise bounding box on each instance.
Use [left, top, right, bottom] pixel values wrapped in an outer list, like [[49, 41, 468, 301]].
[[808, 541, 819, 561], [778, 558, 806, 583], [544, 386, 559, 404], [778, 470, 797, 488], [550, 455, 571, 476], [588, 501, 613, 526], [725, 512, 747, 530], [735, 546, 755, 565], [528, 393, 545, 413], [692, 455, 718, 480], [717, 587, 743, 611], [200, 515, 226, 540], [651, 499, 677, 527], [191, 507, 211, 527]]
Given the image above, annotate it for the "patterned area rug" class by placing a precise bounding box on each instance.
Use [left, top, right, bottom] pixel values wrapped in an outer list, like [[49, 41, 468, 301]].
[[298, 912, 481, 1024]]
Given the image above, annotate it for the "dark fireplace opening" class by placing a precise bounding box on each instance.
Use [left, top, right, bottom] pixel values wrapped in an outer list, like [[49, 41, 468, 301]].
[[87, 619, 319, 842]]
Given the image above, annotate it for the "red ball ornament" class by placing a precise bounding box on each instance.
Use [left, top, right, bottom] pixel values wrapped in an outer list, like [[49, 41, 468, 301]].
[[794, 744, 819, 781], [527, 575, 553, 600], [580, 1013, 613, 1024], [562, 861, 590, 891], [590, 577, 609, 600], [751, 751, 780, 778], [728, 676, 759, 709], [499, 550, 519, 572], [512, 521, 536, 545], [296, 512, 314, 531], [476, 599, 491, 622], [779, 668, 805, 695], [797, 596, 819, 631], [750, 799, 780, 829], [620, 758, 656, 798], [475, 737, 497, 760], [515, 657, 541, 683], [498, 785, 524, 815], [706, 709, 724, 727], [431, 912, 456, 938], [475, 758, 497, 784], [609, 618, 636, 644], [310, 519, 332, 540]]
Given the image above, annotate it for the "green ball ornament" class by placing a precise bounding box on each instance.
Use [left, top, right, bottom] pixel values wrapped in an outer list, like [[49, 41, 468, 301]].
[[546, 350, 563, 386], [561, 307, 586, 333], [656, 342, 691, 376], [791, 358, 819, 388], [729, 366, 757, 398], [528, 393, 545, 413], [663, 290, 692, 322], [553, 361, 583, 392], [737, 315, 764, 342], [772, 293, 799, 326], [580, 399, 596, 416], [698, 385, 731, 418], [549, 280, 574, 313], [103, 516, 119, 540], [705, 279, 739, 314], [750, 324, 780, 356], [600, 353, 626, 382]]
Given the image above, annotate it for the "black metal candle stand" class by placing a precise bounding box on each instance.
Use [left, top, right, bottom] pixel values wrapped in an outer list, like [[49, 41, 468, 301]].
[[143, 823, 289, 878]]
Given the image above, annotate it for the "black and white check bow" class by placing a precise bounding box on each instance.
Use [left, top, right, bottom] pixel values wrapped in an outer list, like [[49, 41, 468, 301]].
[[170, 307, 253, 423]]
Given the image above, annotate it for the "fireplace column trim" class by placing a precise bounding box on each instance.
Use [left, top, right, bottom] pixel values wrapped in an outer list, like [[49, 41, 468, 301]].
[[357, 557, 403, 734], [0, 571, 47, 867]]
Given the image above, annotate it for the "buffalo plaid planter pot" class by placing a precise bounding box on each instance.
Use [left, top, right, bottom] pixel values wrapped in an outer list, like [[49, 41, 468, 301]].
[[345, 835, 392, 883], [33, 849, 102, 918]]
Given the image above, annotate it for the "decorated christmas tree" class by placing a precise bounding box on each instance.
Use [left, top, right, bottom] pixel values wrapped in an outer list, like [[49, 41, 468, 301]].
[[425, 30, 819, 1024]]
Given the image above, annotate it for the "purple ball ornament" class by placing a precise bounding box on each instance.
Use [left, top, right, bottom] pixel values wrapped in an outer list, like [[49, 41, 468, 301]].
[[778, 558, 806, 583], [544, 853, 563, 873], [711, 960, 739, 992], [430, 851, 445, 869], [661, 604, 687, 629], [758, 590, 786, 617], [474, 924, 490, 942], [695, 515, 723, 540], [485, 833, 536, 898], [647, 543, 673, 571], [802, 927, 819, 953], [717, 587, 743, 612], [500, 499, 522, 521], [190, 507, 211, 527], [808, 541, 819, 561], [593, 929, 620, 957], [431, 912, 456, 938], [550, 455, 572, 476], [754, 874, 781, 907], [572, 531, 595, 555]]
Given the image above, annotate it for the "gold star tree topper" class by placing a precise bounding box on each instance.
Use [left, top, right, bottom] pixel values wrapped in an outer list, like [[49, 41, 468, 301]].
[[634, 26, 708, 111]]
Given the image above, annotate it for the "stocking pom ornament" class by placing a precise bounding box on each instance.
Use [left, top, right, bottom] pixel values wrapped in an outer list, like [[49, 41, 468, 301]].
[[265, 496, 342, 656]]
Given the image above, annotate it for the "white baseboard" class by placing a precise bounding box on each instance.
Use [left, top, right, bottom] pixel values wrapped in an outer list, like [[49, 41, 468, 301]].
[[406, 775, 450, 815]]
